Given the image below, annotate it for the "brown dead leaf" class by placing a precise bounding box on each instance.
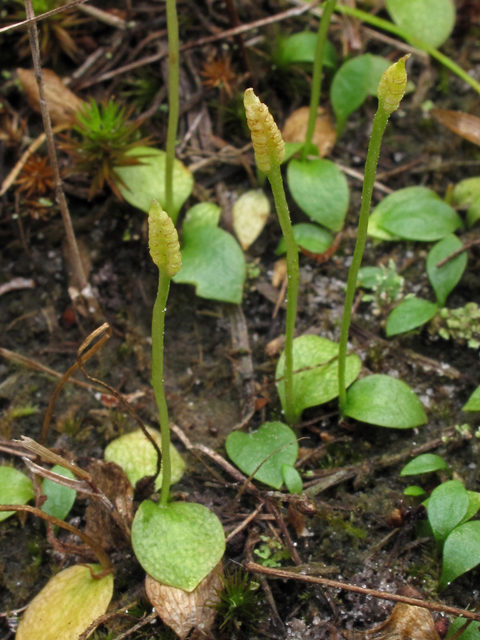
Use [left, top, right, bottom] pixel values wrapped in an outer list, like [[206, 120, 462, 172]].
[[145, 563, 223, 639], [343, 603, 441, 640], [282, 107, 336, 157], [17, 68, 85, 126], [265, 334, 285, 357], [272, 258, 287, 288], [431, 109, 480, 146], [288, 504, 305, 537]]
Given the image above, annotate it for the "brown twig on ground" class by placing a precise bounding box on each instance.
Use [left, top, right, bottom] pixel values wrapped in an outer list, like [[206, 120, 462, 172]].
[[436, 237, 480, 268], [0, 0, 91, 35]]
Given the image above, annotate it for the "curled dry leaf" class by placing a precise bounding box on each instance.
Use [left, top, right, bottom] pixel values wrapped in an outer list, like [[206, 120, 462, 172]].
[[282, 106, 336, 157], [232, 189, 271, 251], [431, 109, 480, 147], [17, 68, 85, 126], [343, 603, 441, 640], [145, 562, 223, 639], [272, 258, 287, 288]]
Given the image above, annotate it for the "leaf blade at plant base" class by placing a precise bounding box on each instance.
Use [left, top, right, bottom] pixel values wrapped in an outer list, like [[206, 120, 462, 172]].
[[276, 223, 333, 256], [225, 422, 298, 490], [344, 374, 427, 428], [282, 464, 302, 495], [174, 226, 246, 304], [386, 0, 456, 49], [463, 386, 480, 412], [426, 234, 467, 307], [439, 521, 480, 590], [427, 480, 469, 546], [16, 564, 114, 640], [278, 32, 337, 68], [276, 335, 361, 423], [232, 190, 271, 251], [287, 158, 349, 232], [132, 501, 225, 592], [386, 297, 438, 337], [182, 203, 221, 235], [400, 453, 450, 476], [0, 466, 34, 522], [41, 464, 77, 522]]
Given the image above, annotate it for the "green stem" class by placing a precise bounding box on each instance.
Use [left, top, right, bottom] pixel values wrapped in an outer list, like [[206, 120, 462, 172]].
[[302, 0, 337, 161], [335, 4, 480, 97], [268, 164, 299, 425], [151, 270, 172, 507], [165, 0, 179, 220], [338, 107, 389, 415]]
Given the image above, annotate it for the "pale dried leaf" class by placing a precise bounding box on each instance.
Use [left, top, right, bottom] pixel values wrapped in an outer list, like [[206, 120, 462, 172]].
[[265, 335, 285, 357], [17, 68, 85, 126], [343, 603, 441, 640], [233, 190, 271, 251], [432, 109, 480, 147], [145, 562, 223, 639], [282, 107, 336, 157], [272, 258, 287, 288]]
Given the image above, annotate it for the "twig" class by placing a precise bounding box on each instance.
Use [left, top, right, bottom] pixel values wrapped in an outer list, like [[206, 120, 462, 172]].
[[0, 0, 91, 35], [335, 161, 393, 195], [225, 503, 264, 543], [0, 278, 35, 297], [112, 611, 158, 640], [436, 238, 480, 268], [77, 4, 131, 29]]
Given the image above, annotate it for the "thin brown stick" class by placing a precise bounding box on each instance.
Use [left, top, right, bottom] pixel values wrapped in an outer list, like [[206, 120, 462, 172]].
[[112, 611, 158, 640], [0, 0, 91, 35], [436, 238, 480, 268], [244, 562, 480, 622], [225, 504, 264, 543]]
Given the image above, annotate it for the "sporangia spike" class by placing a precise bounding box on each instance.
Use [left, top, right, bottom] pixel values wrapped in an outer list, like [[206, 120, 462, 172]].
[[377, 54, 410, 116], [244, 88, 285, 173], [148, 200, 182, 277]]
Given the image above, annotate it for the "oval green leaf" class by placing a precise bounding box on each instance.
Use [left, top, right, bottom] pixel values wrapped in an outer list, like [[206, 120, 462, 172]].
[[404, 485, 427, 497], [426, 235, 467, 307], [115, 147, 194, 222], [447, 616, 480, 640], [462, 491, 480, 525], [463, 386, 480, 412], [41, 465, 76, 522], [276, 335, 361, 423], [439, 521, 480, 590], [386, 0, 456, 49], [16, 564, 113, 640], [104, 427, 185, 491], [276, 223, 333, 256], [174, 226, 246, 304], [287, 158, 349, 232], [386, 297, 438, 337], [182, 203, 221, 235], [278, 32, 337, 68], [226, 422, 298, 490], [132, 500, 225, 592], [344, 374, 427, 428], [357, 266, 383, 289], [282, 464, 303, 495], [0, 467, 34, 522], [400, 453, 450, 476], [427, 480, 469, 546]]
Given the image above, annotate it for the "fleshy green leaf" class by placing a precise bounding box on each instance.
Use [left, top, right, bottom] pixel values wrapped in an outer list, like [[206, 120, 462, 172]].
[[427, 480, 469, 546], [182, 203, 221, 235], [386, 297, 438, 337], [344, 374, 427, 428], [115, 147, 194, 222], [452, 178, 480, 229], [278, 32, 337, 68], [16, 565, 113, 640], [447, 616, 480, 640], [426, 235, 467, 306], [467, 198, 480, 228], [276, 335, 361, 423], [357, 266, 383, 289], [276, 223, 333, 256], [404, 486, 427, 497], [232, 190, 271, 251], [330, 54, 390, 132], [226, 422, 298, 490], [462, 491, 480, 524], [386, 0, 456, 49], [282, 464, 303, 495], [41, 465, 76, 522], [174, 226, 246, 304], [463, 386, 480, 412], [0, 467, 34, 522], [439, 521, 480, 590], [287, 158, 349, 232], [104, 427, 185, 491], [400, 453, 450, 476], [132, 501, 225, 592], [283, 142, 319, 163]]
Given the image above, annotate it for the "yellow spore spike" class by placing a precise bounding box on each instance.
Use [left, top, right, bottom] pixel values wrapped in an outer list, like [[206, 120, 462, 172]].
[[148, 200, 182, 277], [244, 88, 285, 174], [377, 54, 410, 116]]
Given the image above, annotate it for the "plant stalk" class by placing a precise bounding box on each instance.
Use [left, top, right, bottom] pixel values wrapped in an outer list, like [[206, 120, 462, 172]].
[[338, 107, 389, 414], [302, 0, 337, 161], [165, 0, 179, 220], [268, 164, 299, 425], [151, 270, 172, 507]]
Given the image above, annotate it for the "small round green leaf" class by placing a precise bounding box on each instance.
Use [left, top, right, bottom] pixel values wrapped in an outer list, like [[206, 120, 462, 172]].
[[386, 0, 456, 49], [404, 486, 427, 497], [357, 266, 383, 289], [0, 467, 34, 522], [426, 235, 467, 307], [427, 480, 469, 546], [344, 374, 427, 428], [386, 297, 438, 337], [439, 521, 480, 590], [287, 159, 349, 232], [174, 226, 246, 304], [276, 335, 361, 423], [447, 616, 480, 640], [226, 422, 298, 490], [41, 465, 76, 522], [16, 564, 113, 640], [282, 464, 303, 495], [278, 32, 337, 68], [462, 492, 480, 525], [283, 142, 319, 163], [463, 386, 480, 412], [182, 203, 221, 235], [276, 223, 333, 256], [104, 427, 185, 491], [453, 177, 480, 208], [132, 501, 225, 592], [115, 147, 194, 222], [400, 454, 450, 476], [467, 198, 480, 228]]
